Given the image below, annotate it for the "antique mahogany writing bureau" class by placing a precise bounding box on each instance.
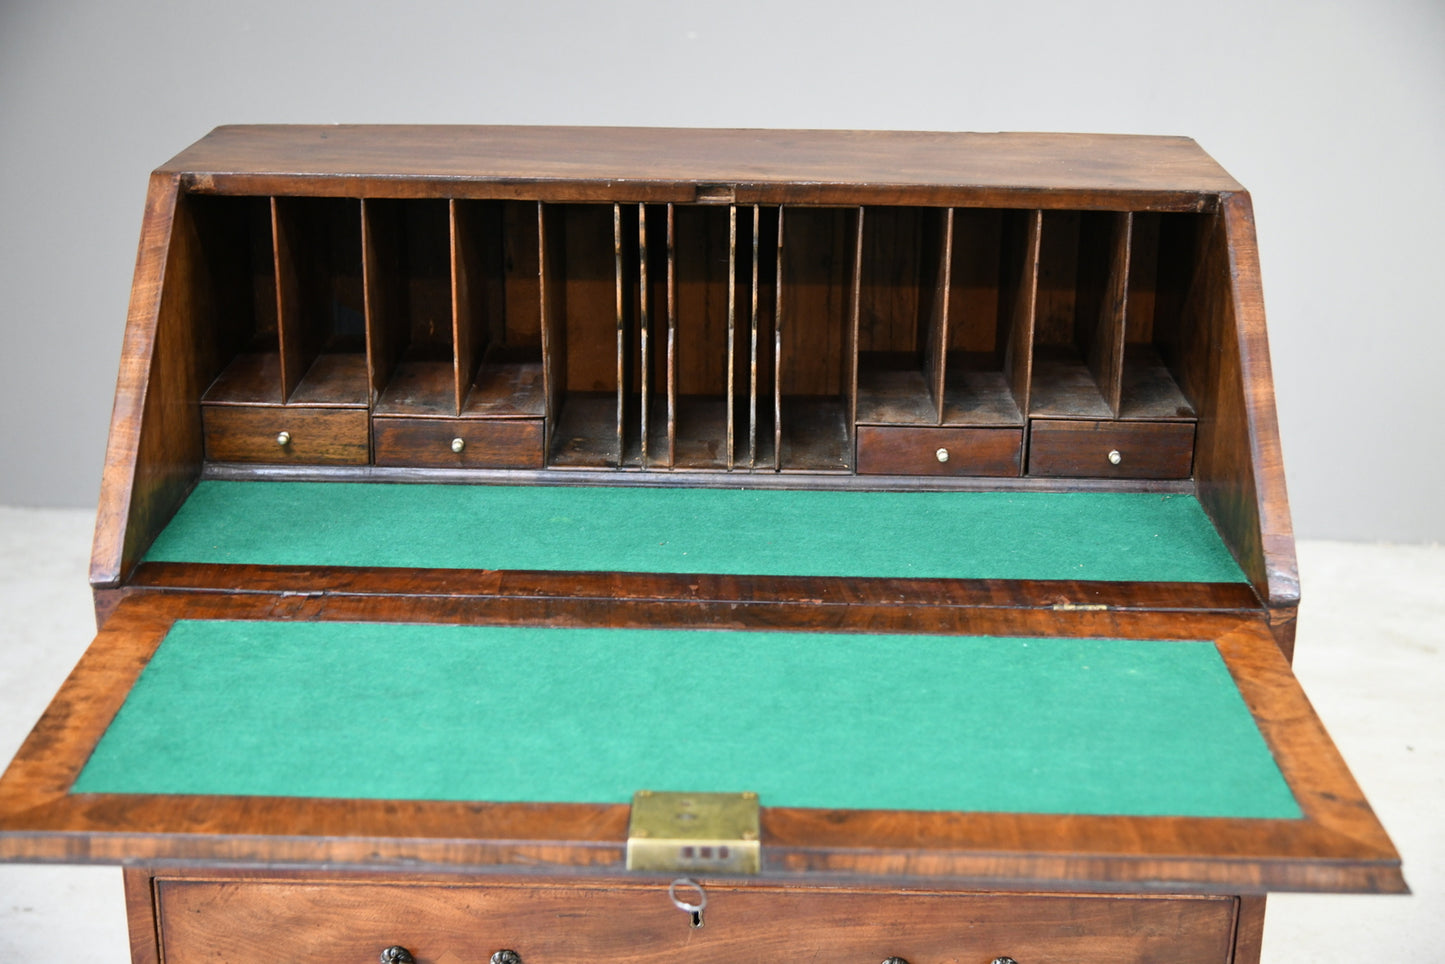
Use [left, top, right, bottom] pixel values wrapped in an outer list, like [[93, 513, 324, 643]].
[[0, 127, 1404, 963]]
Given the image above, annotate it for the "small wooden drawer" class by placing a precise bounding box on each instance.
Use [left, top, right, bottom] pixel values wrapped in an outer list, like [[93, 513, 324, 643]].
[[856, 425, 1023, 476], [1028, 419, 1195, 479], [153, 877, 1237, 963], [202, 405, 370, 465], [373, 417, 545, 469]]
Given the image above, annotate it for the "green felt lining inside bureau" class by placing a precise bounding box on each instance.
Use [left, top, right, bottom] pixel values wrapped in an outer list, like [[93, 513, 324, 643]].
[[72, 620, 1299, 818], [143, 481, 1248, 583]]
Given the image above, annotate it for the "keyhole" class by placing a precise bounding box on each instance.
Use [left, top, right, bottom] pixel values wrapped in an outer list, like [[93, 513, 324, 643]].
[[668, 877, 707, 930]]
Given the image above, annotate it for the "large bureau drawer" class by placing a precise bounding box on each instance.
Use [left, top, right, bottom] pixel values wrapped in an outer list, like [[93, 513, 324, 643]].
[[153, 876, 1237, 964]]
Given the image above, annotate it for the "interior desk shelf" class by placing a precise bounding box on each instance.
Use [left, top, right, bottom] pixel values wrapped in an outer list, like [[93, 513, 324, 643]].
[[0, 127, 1403, 964], [185, 187, 1204, 479]]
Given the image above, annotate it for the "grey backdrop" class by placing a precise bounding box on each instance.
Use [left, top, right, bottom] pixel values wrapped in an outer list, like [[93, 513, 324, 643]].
[[2, 0, 1441, 542]]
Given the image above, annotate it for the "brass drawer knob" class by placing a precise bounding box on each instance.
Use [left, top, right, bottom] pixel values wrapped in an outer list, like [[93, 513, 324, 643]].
[[276, 431, 291, 447], [1107, 448, 1122, 465], [379, 948, 415, 964], [451, 437, 466, 453], [935, 447, 949, 463], [491, 951, 523, 964]]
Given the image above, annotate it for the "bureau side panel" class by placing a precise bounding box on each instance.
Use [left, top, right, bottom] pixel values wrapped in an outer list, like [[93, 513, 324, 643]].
[[1182, 194, 1298, 615], [90, 178, 207, 606]]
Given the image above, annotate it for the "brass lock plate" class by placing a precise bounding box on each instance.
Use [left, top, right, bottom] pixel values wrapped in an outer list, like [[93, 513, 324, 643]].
[[626, 790, 761, 874]]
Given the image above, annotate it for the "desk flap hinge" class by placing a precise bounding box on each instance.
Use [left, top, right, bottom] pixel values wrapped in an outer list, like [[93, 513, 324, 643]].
[[626, 790, 760, 875]]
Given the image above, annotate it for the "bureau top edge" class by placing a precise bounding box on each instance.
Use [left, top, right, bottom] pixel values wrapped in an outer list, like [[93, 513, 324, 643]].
[[156, 125, 1244, 209]]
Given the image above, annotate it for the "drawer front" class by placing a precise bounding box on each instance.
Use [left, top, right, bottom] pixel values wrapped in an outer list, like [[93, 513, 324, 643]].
[[203, 405, 370, 465], [1028, 420, 1195, 479], [373, 417, 545, 469], [857, 425, 1023, 476], [155, 878, 1236, 964]]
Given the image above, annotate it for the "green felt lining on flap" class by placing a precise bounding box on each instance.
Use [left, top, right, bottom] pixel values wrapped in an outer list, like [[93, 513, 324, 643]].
[[143, 481, 1247, 583], [72, 620, 1300, 818]]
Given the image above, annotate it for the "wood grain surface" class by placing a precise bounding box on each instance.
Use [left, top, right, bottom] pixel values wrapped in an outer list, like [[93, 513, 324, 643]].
[[161, 127, 1243, 209], [1027, 419, 1195, 479], [153, 873, 1239, 964], [0, 592, 1404, 895]]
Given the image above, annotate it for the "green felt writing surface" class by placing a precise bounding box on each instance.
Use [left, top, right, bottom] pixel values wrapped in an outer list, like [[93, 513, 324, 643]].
[[143, 481, 1246, 583], [73, 621, 1299, 819]]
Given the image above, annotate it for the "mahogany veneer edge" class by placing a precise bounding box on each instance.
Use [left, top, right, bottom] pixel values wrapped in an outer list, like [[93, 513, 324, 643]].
[[0, 594, 1404, 895]]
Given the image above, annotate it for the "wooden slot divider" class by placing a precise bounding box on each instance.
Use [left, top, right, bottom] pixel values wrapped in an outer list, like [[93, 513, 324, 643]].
[[1006, 210, 1043, 419], [665, 204, 677, 468], [538, 203, 563, 462], [613, 203, 625, 468], [448, 199, 469, 417], [748, 204, 761, 468], [846, 204, 865, 453], [271, 198, 303, 403], [847, 206, 864, 434], [637, 204, 650, 467], [1087, 211, 1131, 417], [773, 206, 785, 470], [360, 199, 388, 407], [928, 208, 955, 425], [726, 204, 738, 470]]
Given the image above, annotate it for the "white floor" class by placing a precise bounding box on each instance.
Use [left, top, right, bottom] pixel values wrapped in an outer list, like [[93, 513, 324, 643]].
[[0, 506, 1440, 961]]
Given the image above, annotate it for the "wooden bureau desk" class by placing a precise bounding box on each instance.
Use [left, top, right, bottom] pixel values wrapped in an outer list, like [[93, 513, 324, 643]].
[[0, 127, 1405, 963]]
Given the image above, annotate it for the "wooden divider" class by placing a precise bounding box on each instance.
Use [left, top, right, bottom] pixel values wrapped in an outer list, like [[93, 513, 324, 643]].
[[772, 205, 785, 471], [726, 204, 738, 470], [664, 204, 677, 468], [272, 198, 304, 402], [747, 205, 762, 468], [538, 203, 564, 461], [613, 203, 626, 467], [449, 200, 476, 417], [1005, 209, 1042, 421], [926, 208, 955, 425], [844, 204, 861, 469], [636, 204, 651, 467], [1082, 211, 1132, 417]]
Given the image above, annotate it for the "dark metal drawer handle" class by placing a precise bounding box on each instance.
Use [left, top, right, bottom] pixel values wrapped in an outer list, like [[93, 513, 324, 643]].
[[378, 947, 521, 964]]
